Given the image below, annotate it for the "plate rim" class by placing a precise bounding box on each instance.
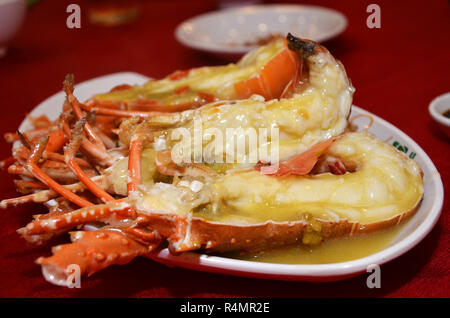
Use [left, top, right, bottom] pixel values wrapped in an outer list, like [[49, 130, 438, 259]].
[[18, 72, 444, 282], [174, 4, 348, 54]]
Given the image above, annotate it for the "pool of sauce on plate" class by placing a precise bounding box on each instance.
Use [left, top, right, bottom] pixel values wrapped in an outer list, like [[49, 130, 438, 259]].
[[443, 109, 450, 119], [228, 225, 404, 264]]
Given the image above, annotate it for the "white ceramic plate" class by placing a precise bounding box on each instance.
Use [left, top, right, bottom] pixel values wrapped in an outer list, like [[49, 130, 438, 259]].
[[18, 72, 443, 282], [175, 4, 347, 55]]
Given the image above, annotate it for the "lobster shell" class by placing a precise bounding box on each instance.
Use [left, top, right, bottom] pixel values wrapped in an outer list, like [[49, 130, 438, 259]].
[[138, 204, 420, 254]]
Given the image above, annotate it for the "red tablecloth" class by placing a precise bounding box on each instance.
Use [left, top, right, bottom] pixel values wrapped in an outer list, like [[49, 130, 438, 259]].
[[0, 0, 448, 298]]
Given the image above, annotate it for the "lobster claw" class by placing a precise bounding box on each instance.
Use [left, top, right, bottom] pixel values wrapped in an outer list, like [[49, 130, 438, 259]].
[[36, 229, 161, 286]]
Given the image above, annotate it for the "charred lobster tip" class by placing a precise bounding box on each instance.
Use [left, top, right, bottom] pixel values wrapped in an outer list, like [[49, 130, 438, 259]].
[[63, 73, 75, 93], [286, 33, 317, 57], [16, 130, 31, 150]]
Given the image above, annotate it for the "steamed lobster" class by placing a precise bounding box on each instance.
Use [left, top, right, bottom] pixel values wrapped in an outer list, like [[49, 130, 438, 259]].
[[0, 34, 423, 286]]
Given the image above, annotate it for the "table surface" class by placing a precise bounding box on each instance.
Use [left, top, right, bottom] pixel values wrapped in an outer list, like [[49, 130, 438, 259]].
[[0, 0, 448, 298]]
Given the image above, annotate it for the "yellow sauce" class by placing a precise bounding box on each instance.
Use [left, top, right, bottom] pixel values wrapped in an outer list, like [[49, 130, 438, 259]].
[[94, 38, 285, 103], [229, 225, 404, 264]]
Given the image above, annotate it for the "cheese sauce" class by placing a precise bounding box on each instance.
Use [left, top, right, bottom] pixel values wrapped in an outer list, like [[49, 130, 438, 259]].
[[94, 39, 286, 103]]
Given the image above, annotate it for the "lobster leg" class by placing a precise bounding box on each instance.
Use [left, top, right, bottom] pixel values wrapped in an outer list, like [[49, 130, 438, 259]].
[[4, 127, 51, 143], [63, 74, 106, 151], [45, 151, 92, 169], [24, 136, 93, 207], [62, 78, 115, 167], [13, 180, 47, 194], [17, 200, 133, 237], [21, 198, 77, 245], [65, 118, 115, 203], [7, 164, 85, 183], [36, 229, 161, 285], [80, 138, 116, 167], [127, 136, 143, 194], [93, 127, 116, 149], [88, 107, 169, 118], [0, 156, 17, 170], [0, 175, 109, 209]]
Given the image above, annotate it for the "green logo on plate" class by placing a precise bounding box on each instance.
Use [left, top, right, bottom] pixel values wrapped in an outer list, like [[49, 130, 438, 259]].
[[393, 141, 416, 159]]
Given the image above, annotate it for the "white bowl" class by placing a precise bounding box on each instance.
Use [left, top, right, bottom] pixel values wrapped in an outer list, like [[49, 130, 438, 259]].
[[0, 0, 26, 57], [429, 92, 450, 138], [175, 4, 347, 55]]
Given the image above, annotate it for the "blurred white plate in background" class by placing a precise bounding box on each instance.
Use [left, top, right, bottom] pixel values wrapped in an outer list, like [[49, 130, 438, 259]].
[[175, 4, 347, 55], [0, 0, 26, 57]]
